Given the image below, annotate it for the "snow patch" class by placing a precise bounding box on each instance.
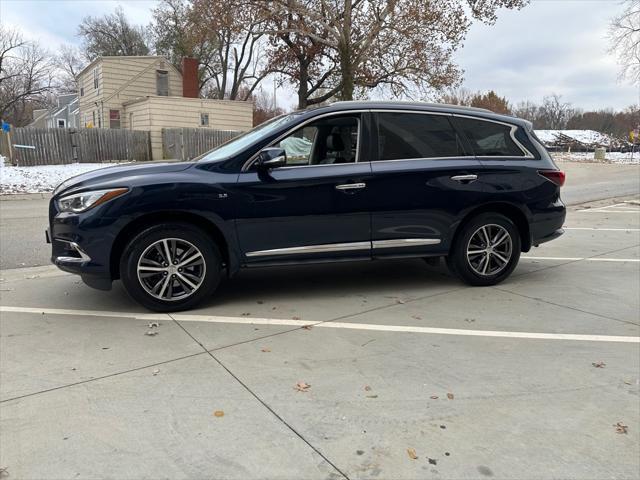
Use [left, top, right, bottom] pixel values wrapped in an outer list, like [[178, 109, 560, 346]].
[[0, 162, 120, 194], [551, 151, 639, 165]]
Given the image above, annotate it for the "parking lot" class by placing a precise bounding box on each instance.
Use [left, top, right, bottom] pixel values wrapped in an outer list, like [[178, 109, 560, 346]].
[[1, 195, 639, 479]]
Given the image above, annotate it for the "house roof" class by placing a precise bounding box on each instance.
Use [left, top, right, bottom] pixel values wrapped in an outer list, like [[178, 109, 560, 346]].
[[76, 55, 174, 79]]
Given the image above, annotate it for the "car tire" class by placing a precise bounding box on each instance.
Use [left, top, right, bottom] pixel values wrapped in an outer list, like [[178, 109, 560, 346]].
[[120, 223, 222, 312], [446, 213, 521, 286]]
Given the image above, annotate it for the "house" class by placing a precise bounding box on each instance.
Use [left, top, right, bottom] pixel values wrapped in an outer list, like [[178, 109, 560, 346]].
[[29, 93, 79, 128], [76, 56, 253, 160]]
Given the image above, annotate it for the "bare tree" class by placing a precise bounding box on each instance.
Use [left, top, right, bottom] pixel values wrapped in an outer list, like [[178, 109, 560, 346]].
[[54, 44, 85, 93], [609, 0, 640, 83], [537, 94, 578, 130], [266, 5, 339, 108], [78, 6, 150, 60], [190, 0, 272, 101], [0, 26, 55, 125], [439, 87, 473, 106], [263, 0, 529, 101], [150, 0, 220, 91]]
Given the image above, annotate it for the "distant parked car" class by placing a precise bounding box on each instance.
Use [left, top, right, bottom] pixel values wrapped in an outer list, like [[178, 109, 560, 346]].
[[47, 101, 566, 311]]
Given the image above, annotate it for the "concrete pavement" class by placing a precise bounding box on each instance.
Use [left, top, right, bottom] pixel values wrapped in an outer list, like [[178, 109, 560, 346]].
[[0, 196, 638, 479]]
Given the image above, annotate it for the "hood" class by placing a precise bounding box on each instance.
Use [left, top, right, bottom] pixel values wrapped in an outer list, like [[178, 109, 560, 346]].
[[53, 161, 194, 196]]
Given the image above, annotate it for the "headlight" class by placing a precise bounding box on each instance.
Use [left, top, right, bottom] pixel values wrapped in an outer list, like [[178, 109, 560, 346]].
[[57, 188, 128, 213]]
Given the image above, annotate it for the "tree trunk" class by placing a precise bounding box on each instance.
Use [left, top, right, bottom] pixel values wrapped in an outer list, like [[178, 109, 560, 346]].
[[339, 52, 354, 101], [298, 58, 309, 109]]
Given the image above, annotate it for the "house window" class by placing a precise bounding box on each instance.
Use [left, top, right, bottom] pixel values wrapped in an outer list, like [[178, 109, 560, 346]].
[[93, 68, 99, 90], [156, 70, 169, 96], [92, 111, 96, 127], [109, 109, 121, 129], [200, 113, 209, 126], [80, 87, 84, 97], [57, 119, 66, 128], [129, 113, 134, 130]]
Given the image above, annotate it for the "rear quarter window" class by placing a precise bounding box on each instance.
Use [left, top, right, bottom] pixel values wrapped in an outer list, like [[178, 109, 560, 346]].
[[454, 117, 532, 157]]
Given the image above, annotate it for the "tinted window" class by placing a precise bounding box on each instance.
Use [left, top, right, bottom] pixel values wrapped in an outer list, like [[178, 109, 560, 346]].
[[376, 113, 465, 161], [454, 117, 526, 157]]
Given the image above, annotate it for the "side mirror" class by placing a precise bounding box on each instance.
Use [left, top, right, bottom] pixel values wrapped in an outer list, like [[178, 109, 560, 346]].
[[256, 147, 286, 169]]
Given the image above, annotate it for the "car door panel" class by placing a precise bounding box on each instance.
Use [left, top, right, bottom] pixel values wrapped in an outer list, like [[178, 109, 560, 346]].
[[233, 163, 373, 262]]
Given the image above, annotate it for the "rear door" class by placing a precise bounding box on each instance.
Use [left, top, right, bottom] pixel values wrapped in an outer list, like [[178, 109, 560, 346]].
[[367, 111, 486, 257]]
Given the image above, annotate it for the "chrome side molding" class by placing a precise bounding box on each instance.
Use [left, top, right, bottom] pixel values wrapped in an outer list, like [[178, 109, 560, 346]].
[[246, 238, 440, 257], [246, 241, 371, 257], [372, 238, 441, 249]]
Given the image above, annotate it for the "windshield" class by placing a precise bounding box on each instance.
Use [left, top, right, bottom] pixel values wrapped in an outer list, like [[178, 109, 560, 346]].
[[198, 114, 298, 162]]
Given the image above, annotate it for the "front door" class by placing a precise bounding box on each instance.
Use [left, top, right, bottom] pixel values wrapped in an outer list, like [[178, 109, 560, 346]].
[[233, 113, 373, 264], [367, 111, 486, 257]]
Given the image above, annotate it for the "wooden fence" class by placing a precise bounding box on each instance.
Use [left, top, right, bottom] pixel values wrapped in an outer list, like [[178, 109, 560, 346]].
[[0, 127, 151, 166], [162, 128, 241, 161]]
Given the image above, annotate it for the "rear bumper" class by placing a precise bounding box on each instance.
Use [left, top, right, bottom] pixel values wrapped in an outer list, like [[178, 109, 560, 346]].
[[530, 201, 566, 247]]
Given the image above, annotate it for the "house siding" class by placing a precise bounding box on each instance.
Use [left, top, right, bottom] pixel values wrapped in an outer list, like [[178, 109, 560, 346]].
[[123, 96, 253, 160]]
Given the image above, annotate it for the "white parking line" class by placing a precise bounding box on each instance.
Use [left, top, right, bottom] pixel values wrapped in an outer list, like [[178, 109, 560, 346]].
[[1, 306, 638, 343], [563, 227, 640, 232], [522, 256, 639, 262]]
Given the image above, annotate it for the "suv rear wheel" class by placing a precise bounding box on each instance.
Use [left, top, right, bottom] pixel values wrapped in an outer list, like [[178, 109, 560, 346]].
[[120, 223, 222, 312], [446, 213, 521, 286]]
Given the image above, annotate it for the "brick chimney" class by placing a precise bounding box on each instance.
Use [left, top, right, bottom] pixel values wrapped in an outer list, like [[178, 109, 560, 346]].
[[182, 57, 199, 98]]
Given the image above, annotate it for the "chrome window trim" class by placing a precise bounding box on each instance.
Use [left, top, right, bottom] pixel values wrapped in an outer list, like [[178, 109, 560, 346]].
[[242, 110, 368, 172], [245, 238, 441, 257]]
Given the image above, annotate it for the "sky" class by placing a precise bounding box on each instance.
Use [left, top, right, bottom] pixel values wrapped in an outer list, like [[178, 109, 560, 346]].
[[1, 0, 637, 111]]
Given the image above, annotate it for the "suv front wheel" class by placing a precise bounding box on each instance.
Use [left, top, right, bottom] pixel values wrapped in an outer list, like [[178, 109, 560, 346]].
[[447, 213, 521, 286], [120, 223, 222, 312]]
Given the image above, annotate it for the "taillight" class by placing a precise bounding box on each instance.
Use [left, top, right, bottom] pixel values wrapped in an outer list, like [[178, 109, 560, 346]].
[[538, 170, 565, 187]]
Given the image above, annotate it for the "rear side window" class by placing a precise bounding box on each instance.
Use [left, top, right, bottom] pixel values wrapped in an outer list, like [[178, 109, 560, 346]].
[[454, 117, 526, 157], [376, 113, 466, 161]]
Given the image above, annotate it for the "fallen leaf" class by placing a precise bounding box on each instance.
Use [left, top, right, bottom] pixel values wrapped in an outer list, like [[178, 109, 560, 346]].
[[623, 380, 632, 385], [261, 348, 271, 353], [213, 410, 224, 418], [302, 325, 313, 330], [592, 361, 606, 368], [396, 299, 406, 304], [292, 316, 301, 320], [294, 381, 311, 392], [148, 322, 159, 328], [447, 393, 454, 400], [241, 312, 251, 316], [145, 330, 158, 336], [407, 448, 418, 460], [411, 315, 422, 320], [101, 347, 110, 350], [440, 425, 446, 429], [152, 369, 160, 376], [614, 422, 628, 434], [430, 395, 439, 400], [364, 385, 372, 391], [428, 458, 437, 465], [366, 395, 378, 398]]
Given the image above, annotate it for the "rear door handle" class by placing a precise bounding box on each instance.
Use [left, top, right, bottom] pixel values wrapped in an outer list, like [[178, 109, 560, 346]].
[[335, 182, 366, 191], [450, 174, 478, 183]]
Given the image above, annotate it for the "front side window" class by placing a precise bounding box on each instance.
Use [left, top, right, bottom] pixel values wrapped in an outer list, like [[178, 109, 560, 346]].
[[93, 68, 98, 90], [275, 114, 360, 166], [454, 117, 526, 157], [376, 113, 465, 161]]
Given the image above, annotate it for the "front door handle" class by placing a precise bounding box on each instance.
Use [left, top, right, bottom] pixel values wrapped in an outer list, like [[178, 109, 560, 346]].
[[450, 174, 478, 183], [335, 182, 366, 191]]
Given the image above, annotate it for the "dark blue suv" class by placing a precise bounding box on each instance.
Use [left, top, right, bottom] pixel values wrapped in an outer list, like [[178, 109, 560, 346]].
[[47, 101, 566, 311]]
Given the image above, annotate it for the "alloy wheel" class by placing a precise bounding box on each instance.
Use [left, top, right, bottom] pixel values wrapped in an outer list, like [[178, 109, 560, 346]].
[[466, 224, 513, 276], [136, 238, 206, 301]]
